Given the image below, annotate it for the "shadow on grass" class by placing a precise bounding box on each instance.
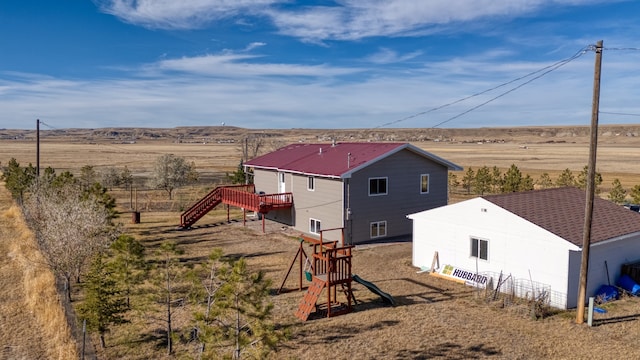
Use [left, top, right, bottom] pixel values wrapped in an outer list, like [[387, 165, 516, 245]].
[[287, 320, 401, 346], [351, 277, 467, 309], [132, 328, 168, 351], [594, 313, 640, 326], [394, 342, 502, 359]]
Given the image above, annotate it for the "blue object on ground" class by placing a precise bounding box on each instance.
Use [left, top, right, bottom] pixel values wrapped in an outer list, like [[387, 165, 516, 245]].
[[593, 307, 607, 314], [595, 284, 619, 303], [617, 274, 640, 295]]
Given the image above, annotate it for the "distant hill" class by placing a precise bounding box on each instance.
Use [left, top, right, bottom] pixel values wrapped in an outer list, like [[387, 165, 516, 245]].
[[1, 124, 639, 145]]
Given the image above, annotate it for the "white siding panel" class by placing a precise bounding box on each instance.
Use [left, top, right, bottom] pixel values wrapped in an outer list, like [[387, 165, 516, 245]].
[[410, 197, 578, 309]]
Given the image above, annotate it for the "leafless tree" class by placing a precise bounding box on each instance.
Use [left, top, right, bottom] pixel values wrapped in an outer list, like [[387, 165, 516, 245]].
[[239, 134, 286, 162], [22, 182, 119, 301], [150, 154, 198, 199]]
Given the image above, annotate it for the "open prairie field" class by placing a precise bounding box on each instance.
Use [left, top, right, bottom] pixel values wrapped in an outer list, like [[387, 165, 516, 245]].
[[2, 126, 640, 359]]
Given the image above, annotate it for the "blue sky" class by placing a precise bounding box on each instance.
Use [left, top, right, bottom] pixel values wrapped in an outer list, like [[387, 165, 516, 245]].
[[1, 1, 639, 130]]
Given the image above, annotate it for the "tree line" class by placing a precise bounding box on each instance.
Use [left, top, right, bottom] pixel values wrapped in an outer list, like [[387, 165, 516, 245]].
[[0, 156, 282, 359], [449, 163, 640, 205]]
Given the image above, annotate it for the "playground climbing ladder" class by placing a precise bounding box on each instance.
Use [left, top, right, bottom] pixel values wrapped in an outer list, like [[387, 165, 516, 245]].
[[295, 277, 326, 321]]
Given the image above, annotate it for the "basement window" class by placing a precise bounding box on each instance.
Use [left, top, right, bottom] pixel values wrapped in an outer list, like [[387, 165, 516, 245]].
[[470, 237, 489, 261], [370, 221, 387, 238], [310, 218, 321, 235], [369, 177, 388, 196]]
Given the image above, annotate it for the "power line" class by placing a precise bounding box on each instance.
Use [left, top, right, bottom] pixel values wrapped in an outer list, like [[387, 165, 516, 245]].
[[603, 47, 640, 51], [375, 45, 592, 129], [431, 46, 590, 128], [600, 111, 640, 117]]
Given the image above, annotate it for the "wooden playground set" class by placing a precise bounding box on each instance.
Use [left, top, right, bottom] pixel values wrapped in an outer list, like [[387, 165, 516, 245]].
[[278, 228, 395, 321], [180, 185, 394, 321]]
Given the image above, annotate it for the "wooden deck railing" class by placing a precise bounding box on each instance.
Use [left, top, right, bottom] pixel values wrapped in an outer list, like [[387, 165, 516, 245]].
[[180, 184, 293, 228]]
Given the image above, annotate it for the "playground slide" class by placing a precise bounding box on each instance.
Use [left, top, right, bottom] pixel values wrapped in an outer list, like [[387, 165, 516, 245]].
[[352, 274, 395, 306]]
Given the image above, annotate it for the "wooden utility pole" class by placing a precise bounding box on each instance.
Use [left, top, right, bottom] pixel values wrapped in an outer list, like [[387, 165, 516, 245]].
[[576, 40, 603, 324], [36, 119, 40, 177]]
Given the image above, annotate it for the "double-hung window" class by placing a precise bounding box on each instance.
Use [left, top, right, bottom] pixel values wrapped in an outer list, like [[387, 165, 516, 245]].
[[470, 237, 489, 260], [369, 177, 388, 196]]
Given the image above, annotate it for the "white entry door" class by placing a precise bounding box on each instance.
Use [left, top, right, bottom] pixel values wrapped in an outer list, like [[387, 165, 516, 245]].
[[278, 172, 286, 193]]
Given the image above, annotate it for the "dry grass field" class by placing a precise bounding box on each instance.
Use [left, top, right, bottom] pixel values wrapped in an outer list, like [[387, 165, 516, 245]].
[[2, 125, 640, 359]]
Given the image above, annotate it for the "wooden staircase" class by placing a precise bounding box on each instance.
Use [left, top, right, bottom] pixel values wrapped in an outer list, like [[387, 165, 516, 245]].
[[179, 184, 293, 229], [180, 186, 225, 228], [295, 277, 325, 321]]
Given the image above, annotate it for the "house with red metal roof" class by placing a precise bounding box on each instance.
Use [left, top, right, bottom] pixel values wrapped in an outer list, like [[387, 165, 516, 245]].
[[408, 187, 640, 309], [244, 142, 462, 245]]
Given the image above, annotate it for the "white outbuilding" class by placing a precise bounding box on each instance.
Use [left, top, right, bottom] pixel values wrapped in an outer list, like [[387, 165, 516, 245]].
[[408, 187, 640, 309]]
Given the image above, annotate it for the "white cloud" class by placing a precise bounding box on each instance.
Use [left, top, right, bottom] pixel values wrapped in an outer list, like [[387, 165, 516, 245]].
[[3, 47, 638, 130], [365, 48, 423, 65], [266, 0, 611, 42], [145, 52, 362, 77], [94, 0, 282, 29], [95, 0, 613, 41]]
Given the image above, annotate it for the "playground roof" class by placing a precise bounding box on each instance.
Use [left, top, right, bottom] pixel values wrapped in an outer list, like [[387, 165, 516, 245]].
[[245, 142, 462, 179]]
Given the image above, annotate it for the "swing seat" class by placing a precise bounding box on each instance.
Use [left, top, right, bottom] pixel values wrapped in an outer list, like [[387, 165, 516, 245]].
[[305, 271, 313, 281]]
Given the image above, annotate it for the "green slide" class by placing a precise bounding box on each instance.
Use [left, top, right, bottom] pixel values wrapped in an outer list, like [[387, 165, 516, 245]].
[[352, 274, 395, 306]]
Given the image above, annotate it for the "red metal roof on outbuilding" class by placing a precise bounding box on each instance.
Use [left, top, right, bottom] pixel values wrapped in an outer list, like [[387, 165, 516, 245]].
[[244, 142, 461, 178]]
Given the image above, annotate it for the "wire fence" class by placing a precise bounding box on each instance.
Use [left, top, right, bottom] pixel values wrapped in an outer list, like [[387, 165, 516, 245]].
[[475, 271, 567, 310]]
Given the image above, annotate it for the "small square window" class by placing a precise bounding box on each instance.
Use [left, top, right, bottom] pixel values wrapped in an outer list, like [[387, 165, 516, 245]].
[[420, 174, 430, 194], [369, 177, 388, 196], [310, 218, 321, 234]]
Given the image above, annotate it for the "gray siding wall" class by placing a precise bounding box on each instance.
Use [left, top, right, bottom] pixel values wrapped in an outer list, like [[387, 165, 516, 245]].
[[347, 150, 449, 244]]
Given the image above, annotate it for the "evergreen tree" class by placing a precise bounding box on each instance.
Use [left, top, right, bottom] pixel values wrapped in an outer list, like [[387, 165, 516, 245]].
[[226, 161, 247, 184], [631, 184, 640, 204], [474, 166, 492, 195], [79, 165, 98, 192], [501, 164, 523, 193], [109, 234, 146, 308], [462, 167, 475, 195], [0, 158, 36, 203], [448, 172, 459, 193], [521, 174, 535, 191], [576, 165, 602, 193], [491, 166, 503, 193], [608, 178, 627, 204], [78, 254, 128, 349], [536, 173, 554, 189], [208, 258, 281, 360], [555, 168, 575, 187], [82, 182, 118, 220]]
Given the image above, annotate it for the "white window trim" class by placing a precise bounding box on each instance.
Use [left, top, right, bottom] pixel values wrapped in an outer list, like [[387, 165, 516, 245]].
[[307, 176, 315, 191], [370, 220, 387, 239], [470, 237, 489, 261], [310, 218, 321, 235], [420, 173, 430, 194], [368, 176, 388, 196]]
